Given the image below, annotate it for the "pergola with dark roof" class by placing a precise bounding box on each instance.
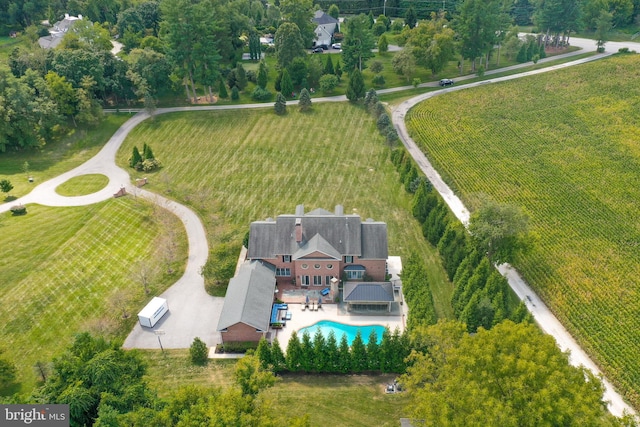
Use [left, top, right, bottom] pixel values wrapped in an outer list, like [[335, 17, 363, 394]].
[[343, 282, 395, 312]]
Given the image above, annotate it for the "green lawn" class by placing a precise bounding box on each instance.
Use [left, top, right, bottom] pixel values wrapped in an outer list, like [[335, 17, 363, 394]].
[[55, 174, 109, 196], [0, 114, 132, 201], [117, 104, 454, 319], [0, 199, 188, 394], [267, 373, 408, 426], [141, 349, 408, 426], [406, 53, 640, 409]]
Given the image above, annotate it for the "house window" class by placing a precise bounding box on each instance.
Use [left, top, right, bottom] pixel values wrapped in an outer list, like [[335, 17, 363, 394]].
[[301, 275, 310, 286], [344, 256, 353, 263], [283, 255, 291, 263], [313, 275, 322, 286], [325, 276, 332, 286], [301, 263, 308, 269], [327, 264, 333, 269], [314, 264, 321, 269], [346, 270, 364, 280], [276, 268, 291, 277]]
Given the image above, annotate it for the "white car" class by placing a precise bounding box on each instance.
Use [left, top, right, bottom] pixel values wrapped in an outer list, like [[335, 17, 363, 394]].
[[331, 43, 341, 50]]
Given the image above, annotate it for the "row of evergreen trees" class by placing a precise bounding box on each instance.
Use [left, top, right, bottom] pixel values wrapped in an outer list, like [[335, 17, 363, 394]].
[[256, 327, 409, 375], [390, 147, 530, 333], [517, 37, 547, 63]]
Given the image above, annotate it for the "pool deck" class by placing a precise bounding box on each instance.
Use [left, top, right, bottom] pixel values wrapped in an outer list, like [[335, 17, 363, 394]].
[[273, 302, 406, 351]]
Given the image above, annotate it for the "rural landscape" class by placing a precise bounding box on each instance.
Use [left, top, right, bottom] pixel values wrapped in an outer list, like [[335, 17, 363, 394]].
[[1, 0, 640, 425]]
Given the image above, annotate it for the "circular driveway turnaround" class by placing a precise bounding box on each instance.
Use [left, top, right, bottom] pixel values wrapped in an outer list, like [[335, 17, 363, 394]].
[[3, 36, 639, 415]]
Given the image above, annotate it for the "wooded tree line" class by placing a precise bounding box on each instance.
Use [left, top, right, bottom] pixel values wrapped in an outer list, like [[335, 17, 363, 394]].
[[256, 327, 410, 374], [6, 332, 292, 427], [390, 147, 532, 334]]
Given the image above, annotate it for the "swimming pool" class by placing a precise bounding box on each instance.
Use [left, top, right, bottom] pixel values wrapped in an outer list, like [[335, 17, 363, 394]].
[[298, 320, 386, 345]]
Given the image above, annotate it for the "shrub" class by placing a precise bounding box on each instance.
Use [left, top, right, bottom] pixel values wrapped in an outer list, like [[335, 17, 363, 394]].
[[369, 60, 384, 74], [141, 158, 161, 172], [231, 86, 240, 100], [221, 341, 258, 353], [377, 113, 391, 131], [218, 79, 228, 99], [0, 179, 13, 195], [10, 204, 27, 216], [298, 88, 312, 112], [391, 19, 404, 33], [412, 77, 421, 88], [372, 101, 386, 119], [372, 74, 385, 87], [246, 70, 257, 83], [190, 337, 209, 365], [386, 127, 399, 146], [319, 74, 338, 93], [274, 92, 287, 115], [373, 21, 387, 37], [251, 87, 273, 101]]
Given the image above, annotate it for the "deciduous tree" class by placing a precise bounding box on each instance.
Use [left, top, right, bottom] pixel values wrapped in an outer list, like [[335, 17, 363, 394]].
[[274, 22, 305, 70], [402, 321, 612, 427], [342, 14, 376, 71], [468, 195, 530, 264]]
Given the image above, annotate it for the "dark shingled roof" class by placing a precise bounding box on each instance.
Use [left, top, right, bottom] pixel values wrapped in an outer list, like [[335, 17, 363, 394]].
[[247, 205, 388, 260], [344, 282, 395, 302], [217, 261, 276, 331], [313, 10, 339, 25]]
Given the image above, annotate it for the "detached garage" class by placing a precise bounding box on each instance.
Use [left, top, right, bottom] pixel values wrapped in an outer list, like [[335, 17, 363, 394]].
[[138, 297, 169, 328], [343, 282, 395, 312]]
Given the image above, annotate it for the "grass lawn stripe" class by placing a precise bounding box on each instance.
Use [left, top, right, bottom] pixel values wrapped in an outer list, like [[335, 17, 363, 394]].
[[0, 198, 187, 393], [118, 104, 454, 318]]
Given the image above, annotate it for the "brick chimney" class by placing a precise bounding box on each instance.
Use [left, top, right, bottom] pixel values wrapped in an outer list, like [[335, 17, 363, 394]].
[[295, 218, 302, 243]]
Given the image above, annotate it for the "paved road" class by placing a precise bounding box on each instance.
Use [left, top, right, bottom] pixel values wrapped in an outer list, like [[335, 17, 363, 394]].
[[4, 35, 639, 415], [391, 38, 640, 418]]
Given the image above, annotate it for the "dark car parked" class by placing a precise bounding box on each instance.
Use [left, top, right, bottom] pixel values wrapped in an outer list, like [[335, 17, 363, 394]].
[[312, 47, 324, 53], [439, 78, 454, 87]]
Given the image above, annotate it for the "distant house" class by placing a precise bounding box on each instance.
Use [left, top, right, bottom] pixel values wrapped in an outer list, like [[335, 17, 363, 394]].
[[247, 204, 388, 288], [38, 13, 83, 49], [217, 261, 276, 344], [312, 10, 338, 48]]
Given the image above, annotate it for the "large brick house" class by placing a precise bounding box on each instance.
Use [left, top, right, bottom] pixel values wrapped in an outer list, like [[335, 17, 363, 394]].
[[247, 205, 388, 288], [217, 205, 391, 345]]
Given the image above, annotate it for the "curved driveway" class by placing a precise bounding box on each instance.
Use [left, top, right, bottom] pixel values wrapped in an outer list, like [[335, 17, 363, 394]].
[[3, 36, 638, 416]]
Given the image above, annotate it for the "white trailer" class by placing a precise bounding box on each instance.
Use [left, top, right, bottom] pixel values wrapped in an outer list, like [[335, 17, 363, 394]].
[[138, 297, 169, 328]]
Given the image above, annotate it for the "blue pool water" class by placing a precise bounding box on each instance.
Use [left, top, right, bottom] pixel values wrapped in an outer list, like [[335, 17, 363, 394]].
[[298, 320, 386, 345]]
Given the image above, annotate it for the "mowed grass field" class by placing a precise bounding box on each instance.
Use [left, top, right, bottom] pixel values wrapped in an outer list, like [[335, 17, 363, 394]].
[[55, 174, 109, 196], [406, 54, 640, 408], [116, 104, 454, 320], [0, 199, 187, 394]]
